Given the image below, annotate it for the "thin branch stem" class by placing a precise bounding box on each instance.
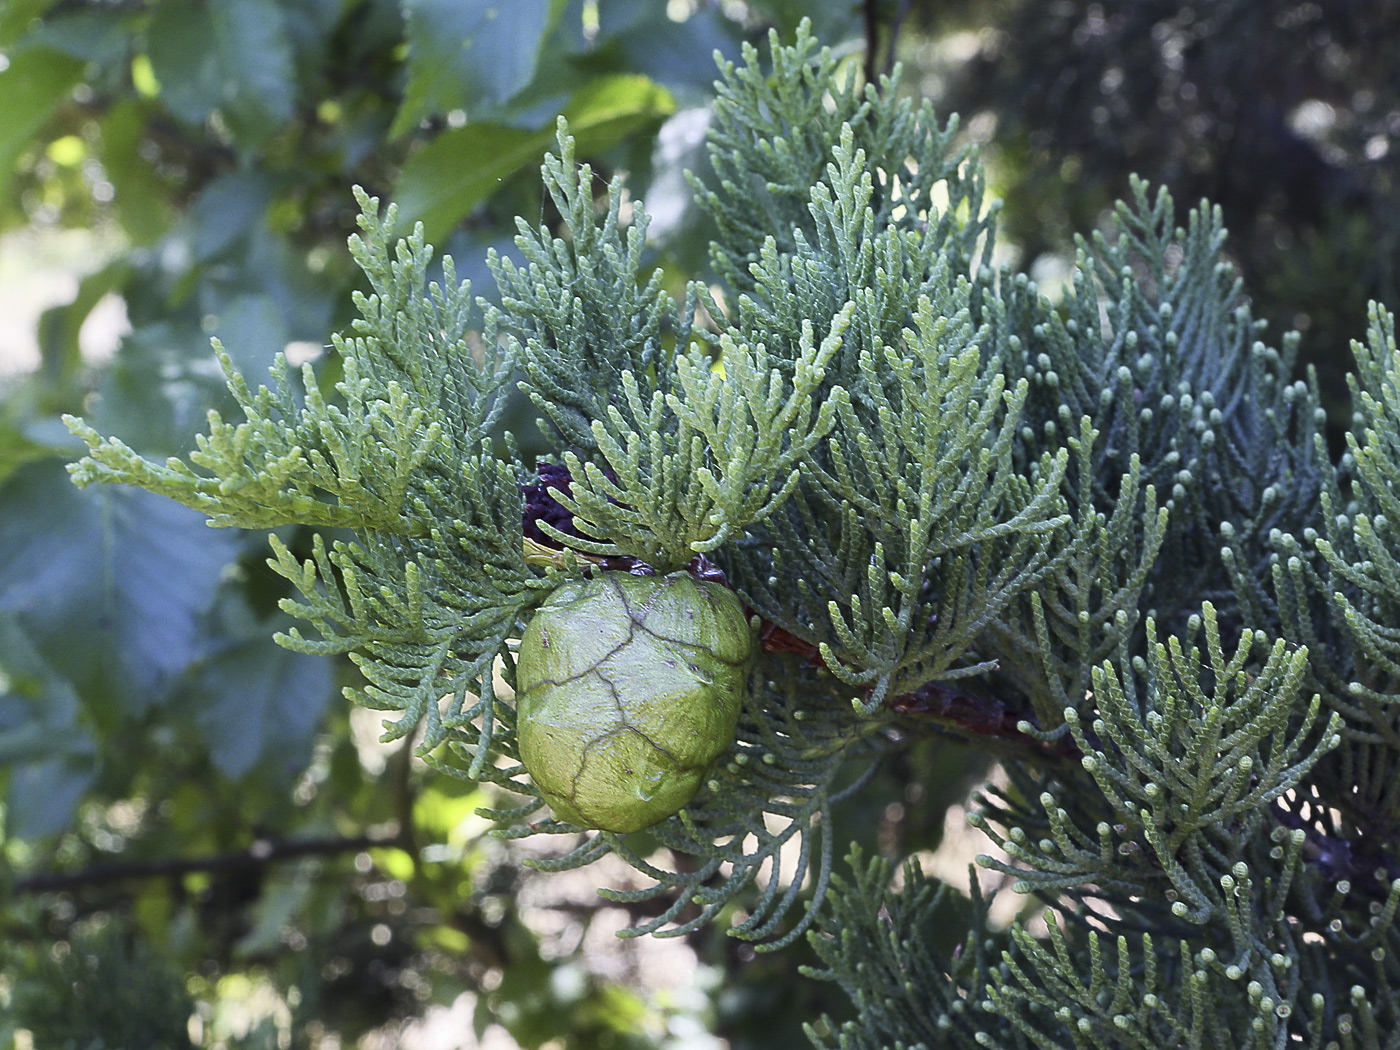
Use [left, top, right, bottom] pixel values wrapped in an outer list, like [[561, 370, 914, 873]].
[[884, 0, 915, 75], [863, 0, 881, 85], [12, 831, 405, 895]]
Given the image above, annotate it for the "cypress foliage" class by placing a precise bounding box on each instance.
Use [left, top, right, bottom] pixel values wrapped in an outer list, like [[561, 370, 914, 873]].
[[63, 22, 1400, 1045]]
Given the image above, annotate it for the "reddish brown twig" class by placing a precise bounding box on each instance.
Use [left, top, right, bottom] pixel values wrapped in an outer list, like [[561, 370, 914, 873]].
[[757, 620, 1080, 760]]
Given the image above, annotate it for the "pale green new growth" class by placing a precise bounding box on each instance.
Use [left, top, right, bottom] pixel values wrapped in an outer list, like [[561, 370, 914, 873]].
[[64, 335, 437, 533], [69, 191, 550, 762], [67, 189, 508, 534], [553, 307, 852, 566], [493, 125, 850, 570]]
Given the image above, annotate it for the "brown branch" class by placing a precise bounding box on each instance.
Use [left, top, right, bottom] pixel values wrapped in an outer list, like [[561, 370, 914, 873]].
[[863, 0, 882, 85], [12, 831, 405, 895], [883, 0, 915, 78], [889, 680, 1082, 762], [759, 620, 1080, 761]]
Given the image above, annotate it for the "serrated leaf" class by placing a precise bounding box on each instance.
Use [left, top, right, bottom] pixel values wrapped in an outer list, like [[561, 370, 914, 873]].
[[394, 74, 675, 243], [146, 0, 295, 149], [8, 756, 96, 838], [604, 8, 742, 96], [88, 320, 235, 457], [0, 459, 240, 713], [0, 611, 96, 838], [394, 123, 552, 246], [204, 292, 290, 380], [28, 7, 133, 68], [391, 0, 556, 138], [191, 634, 334, 778], [190, 172, 276, 261], [558, 72, 677, 154], [0, 420, 57, 488]]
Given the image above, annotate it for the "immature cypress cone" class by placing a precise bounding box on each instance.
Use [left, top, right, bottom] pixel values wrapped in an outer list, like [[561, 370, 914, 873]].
[[516, 571, 756, 832]]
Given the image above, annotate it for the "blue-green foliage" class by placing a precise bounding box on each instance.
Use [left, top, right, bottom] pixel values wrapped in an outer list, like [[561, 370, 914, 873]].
[[804, 848, 1009, 1049], [984, 181, 1330, 732], [60, 20, 1400, 1047]]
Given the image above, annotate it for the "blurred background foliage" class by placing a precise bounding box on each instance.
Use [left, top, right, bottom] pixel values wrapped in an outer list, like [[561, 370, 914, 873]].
[[0, 0, 1395, 1047], [914, 0, 1400, 436]]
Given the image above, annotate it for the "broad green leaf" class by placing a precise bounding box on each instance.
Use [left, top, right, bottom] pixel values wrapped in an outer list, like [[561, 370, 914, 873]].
[[7, 756, 95, 838], [595, 0, 653, 36], [191, 635, 334, 778], [145, 0, 295, 150], [0, 612, 87, 766], [0, 460, 240, 714], [204, 292, 290, 380], [0, 46, 84, 204], [557, 72, 678, 156], [27, 7, 133, 68], [0, 612, 96, 838], [189, 172, 276, 262], [0, 420, 56, 489], [88, 320, 236, 457], [97, 98, 176, 244], [144, 3, 224, 123], [35, 257, 132, 384], [391, 0, 557, 138], [201, 0, 297, 146], [394, 74, 675, 243], [205, 0, 297, 142], [276, 0, 345, 73], [395, 124, 552, 245], [0, 0, 58, 47], [603, 7, 742, 98]]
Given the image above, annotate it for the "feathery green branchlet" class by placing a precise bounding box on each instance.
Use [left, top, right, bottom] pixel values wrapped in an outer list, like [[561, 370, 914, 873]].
[[697, 27, 992, 310], [65, 25, 1027, 948], [998, 178, 1329, 642], [1230, 304, 1400, 988], [805, 848, 1009, 1050], [68, 192, 549, 763], [497, 130, 692, 452], [497, 123, 851, 569], [736, 282, 1070, 714], [60, 20, 1400, 1044], [976, 606, 1337, 901]]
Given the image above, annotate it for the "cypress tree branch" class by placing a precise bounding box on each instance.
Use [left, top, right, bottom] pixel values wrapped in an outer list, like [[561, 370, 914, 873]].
[[56, 22, 1400, 1041]]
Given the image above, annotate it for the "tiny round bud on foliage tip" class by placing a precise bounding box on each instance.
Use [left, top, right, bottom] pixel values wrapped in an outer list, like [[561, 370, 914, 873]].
[[515, 571, 756, 832]]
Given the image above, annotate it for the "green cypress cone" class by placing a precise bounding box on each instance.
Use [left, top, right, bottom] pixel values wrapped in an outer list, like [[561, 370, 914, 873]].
[[516, 571, 756, 832]]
